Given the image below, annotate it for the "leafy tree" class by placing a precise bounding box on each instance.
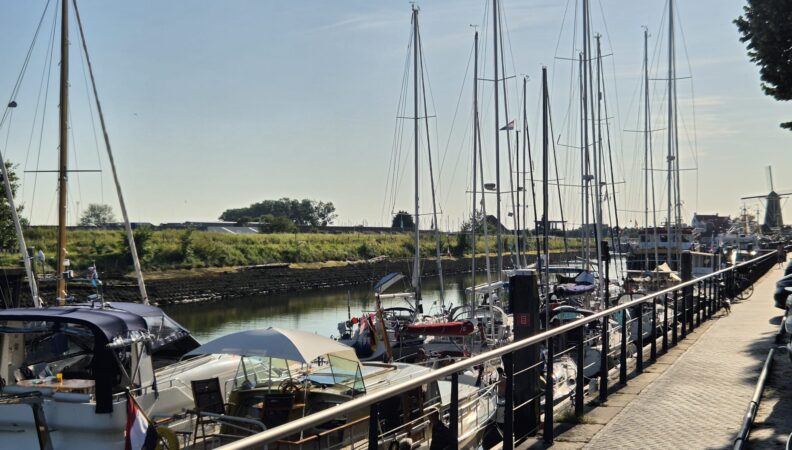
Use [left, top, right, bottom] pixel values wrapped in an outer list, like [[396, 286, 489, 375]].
[[391, 210, 414, 229], [460, 210, 497, 235], [121, 224, 152, 265], [259, 214, 297, 233], [0, 162, 25, 252], [735, 1, 792, 129], [79, 203, 117, 226], [220, 198, 336, 227]]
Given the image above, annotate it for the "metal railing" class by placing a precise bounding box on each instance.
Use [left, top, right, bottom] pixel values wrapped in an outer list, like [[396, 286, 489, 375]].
[[217, 250, 777, 450]]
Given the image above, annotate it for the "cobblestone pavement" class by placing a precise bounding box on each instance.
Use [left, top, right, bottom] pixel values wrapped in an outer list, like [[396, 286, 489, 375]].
[[749, 334, 792, 449], [584, 263, 786, 450]]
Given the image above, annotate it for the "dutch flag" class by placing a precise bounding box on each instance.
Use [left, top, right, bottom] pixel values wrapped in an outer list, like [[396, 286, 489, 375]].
[[125, 393, 158, 450]]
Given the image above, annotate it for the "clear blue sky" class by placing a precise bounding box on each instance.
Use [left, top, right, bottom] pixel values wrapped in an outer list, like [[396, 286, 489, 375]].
[[0, 0, 789, 228]]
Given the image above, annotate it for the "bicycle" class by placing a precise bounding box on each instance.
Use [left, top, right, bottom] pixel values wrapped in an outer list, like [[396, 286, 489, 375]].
[[734, 272, 754, 300]]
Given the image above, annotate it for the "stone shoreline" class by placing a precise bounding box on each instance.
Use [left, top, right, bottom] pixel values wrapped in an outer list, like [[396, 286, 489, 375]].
[[26, 255, 545, 306]]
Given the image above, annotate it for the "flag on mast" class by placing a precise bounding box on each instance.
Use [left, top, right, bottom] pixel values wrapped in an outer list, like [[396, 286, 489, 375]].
[[125, 392, 158, 450], [500, 119, 515, 131]]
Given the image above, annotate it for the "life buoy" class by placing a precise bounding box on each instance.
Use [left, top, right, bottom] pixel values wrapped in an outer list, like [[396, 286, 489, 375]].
[[155, 427, 180, 450]]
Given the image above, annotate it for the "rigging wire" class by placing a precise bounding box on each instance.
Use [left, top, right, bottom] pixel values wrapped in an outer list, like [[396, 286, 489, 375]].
[[28, 4, 60, 224]]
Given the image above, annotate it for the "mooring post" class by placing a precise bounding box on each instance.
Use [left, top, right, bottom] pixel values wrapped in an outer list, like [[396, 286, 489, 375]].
[[510, 273, 541, 439]]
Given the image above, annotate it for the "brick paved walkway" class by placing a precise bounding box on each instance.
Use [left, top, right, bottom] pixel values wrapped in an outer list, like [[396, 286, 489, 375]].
[[584, 263, 786, 450]]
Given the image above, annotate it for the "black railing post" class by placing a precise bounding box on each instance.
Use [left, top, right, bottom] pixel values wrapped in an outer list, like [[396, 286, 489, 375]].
[[450, 372, 459, 450], [651, 297, 658, 361], [710, 253, 718, 319], [503, 352, 514, 450], [368, 403, 379, 450], [681, 251, 692, 335], [620, 312, 628, 384], [672, 290, 679, 345], [662, 294, 669, 353], [696, 281, 702, 327], [575, 326, 585, 416], [544, 337, 554, 445], [600, 316, 609, 402], [637, 305, 644, 373]]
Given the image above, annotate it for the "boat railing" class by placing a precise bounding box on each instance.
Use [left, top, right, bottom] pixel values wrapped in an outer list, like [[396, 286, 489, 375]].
[[216, 250, 777, 450]]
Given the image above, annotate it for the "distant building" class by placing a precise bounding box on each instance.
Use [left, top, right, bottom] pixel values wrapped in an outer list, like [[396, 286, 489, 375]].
[[691, 213, 731, 237]]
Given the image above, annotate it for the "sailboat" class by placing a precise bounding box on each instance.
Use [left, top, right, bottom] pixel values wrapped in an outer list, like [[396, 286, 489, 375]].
[[627, 0, 696, 273], [0, 2, 241, 448], [337, 5, 475, 363]]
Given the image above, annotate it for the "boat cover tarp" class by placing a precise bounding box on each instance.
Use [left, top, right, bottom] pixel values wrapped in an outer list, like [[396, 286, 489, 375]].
[[554, 283, 596, 297], [0, 307, 147, 341], [0, 307, 146, 414], [187, 327, 359, 363]]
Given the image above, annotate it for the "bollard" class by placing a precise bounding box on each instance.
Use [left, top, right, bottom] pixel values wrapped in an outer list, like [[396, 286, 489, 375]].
[[600, 316, 609, 402]]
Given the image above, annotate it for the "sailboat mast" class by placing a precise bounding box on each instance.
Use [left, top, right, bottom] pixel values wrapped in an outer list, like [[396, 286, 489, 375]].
[[72, 0, 149, 304], [492, 0, 503, 279], [412, 6, 421, 304], [643, 28, 650, 269], [542, 67, 550, 293], [471, 30, 479, 299], [666, 0, 675, 267], [671, 0, 682, 254], [56, 0, 69, 302]]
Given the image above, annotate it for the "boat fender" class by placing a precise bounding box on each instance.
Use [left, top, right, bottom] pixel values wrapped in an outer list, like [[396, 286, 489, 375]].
[[155, 427, 180, 450]]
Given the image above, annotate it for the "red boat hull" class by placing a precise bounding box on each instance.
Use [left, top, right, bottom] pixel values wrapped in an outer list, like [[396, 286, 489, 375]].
[[405, 320, 475, 336]]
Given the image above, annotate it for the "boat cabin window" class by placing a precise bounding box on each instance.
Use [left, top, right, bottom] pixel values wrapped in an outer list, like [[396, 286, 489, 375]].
[[0, 321, 99, 382]]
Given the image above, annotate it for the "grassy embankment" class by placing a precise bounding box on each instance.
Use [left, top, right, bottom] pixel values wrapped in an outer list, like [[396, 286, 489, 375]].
[[0, 228, 580, 274]]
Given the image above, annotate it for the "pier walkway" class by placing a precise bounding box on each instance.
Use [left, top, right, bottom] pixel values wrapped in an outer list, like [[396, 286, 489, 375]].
[[577, 261, 785, 449]]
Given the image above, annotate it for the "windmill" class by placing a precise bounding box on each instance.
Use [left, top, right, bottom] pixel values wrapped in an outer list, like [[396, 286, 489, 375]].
[[741, 166, 792, 230]]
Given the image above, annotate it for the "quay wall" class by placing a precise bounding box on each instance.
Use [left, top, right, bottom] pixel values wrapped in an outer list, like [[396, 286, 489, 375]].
[[22, 254, 557, 306]]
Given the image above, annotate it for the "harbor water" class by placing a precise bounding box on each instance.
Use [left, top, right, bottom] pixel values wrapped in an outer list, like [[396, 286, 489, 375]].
[[164, 258, 627, 343]]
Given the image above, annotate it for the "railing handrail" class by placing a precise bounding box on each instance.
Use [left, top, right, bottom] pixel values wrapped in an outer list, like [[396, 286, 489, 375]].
[[217, 250, 775, 450]]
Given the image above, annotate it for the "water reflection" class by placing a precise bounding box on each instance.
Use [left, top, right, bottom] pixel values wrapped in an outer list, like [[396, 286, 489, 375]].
[[164, 258, 625, 343], [164, 275, 474, 343]]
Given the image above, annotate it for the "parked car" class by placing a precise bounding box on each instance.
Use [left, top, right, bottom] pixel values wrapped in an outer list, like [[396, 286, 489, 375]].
[[774, 274, 792, 309]]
